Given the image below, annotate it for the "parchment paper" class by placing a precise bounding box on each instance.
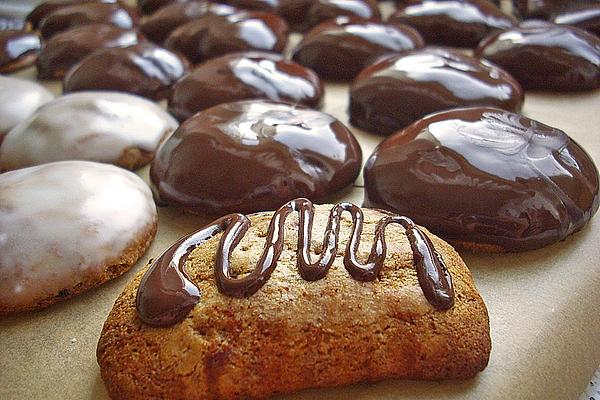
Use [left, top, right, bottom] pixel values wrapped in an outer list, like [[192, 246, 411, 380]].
[[1, 4, 600, 398]]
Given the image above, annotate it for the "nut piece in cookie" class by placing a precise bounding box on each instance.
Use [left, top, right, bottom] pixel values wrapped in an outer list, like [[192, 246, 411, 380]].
[[0, 91, 178, 172], [98, 199, 490, 399], [0, 161, 158, 314]]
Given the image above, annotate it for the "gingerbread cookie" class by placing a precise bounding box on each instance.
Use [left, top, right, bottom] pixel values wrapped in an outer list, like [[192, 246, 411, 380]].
[[98, 198, 490, 399], [0, 161, 157, 314]]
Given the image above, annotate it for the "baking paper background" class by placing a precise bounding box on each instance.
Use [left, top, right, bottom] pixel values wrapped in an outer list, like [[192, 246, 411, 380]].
[[1, 4, 600, 398]]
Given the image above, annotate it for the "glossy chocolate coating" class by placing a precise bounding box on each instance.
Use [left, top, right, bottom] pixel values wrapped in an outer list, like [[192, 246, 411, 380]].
[[164, 11, 288, 64], [63, 43, 190, 100], [292, 19, 424, 81], [151, 100, 362, 215], [306, 0, 381, 30], [141, 1, 237, 43], [136, 198, 454, 327], [364, 107, 600, 252], [349, 47, 524, 134], [0, 31, 40, 73], [389, 0, 516, 48], [553, 5, 600, 37], [475, 24, 600, 91], [168, 51, 323, 121], [138, 0, 184, 15], [26, 0, 121, 29], [513, 0, 600, 19], [0, 15, 24, 31], [37, 24, 143, 80], [39, 3, 137, 39]]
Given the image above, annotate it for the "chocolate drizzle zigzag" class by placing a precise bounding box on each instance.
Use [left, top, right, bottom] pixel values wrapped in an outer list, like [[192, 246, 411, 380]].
[[136, 198, 455, 327]]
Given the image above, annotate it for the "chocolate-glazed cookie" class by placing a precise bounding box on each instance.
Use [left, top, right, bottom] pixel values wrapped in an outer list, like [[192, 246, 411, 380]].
[[349, 47, 524, 134], [164, 11, 288, 64], [63, 43, 190, 100], [475, 24, 600, 91], [389, 0, 516, 48], [168, 51, 323, 121], [0, 31, 40, 73], [151, 99, 362, 215], [37, 24, 143, 80], [306, 0, 381, 30], [39, 3, 137, 39], [138, 0, 183, 15], [26, 0, 121, 30], [292, 19, 424, 81], [141, 1, 237, 43], [364, 107, 600, 252], [553, 5, 600, 37]]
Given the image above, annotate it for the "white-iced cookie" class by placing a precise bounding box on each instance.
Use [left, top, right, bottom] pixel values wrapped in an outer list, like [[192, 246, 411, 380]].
[[0, 76, 54, 140], [0, 161, 158, 313], [0, 91, 178, 172]]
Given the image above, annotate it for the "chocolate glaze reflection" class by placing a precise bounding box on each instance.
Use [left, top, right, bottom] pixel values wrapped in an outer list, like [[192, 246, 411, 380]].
[[0, 15, 25, 31], [349, 47, 524, 135], [306, 0, 381, 30], [63, 43, 189, 100], [475, 24, 600, 91], [151, 100, 362, 215], [292, 20, 424, 81], [0, 31, 40, 73], [553, 5, 600, 37], [364, 107, 600, 252], [26, 0, 121, 29], [164, 11, 288, 64], [513, 0, 600, 18], [39, 3, 137, 39], [389, 0, 516, 48], [168, 51, 323, 121], [37, 24, 143, 80], [136, 198, 454, 327], [141, 1, 237, 43]]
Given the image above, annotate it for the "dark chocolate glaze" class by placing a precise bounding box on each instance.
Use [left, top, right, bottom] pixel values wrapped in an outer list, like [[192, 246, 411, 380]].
[[151, 100, 362, 215], [138, 0, 184, 15], [278, 0, 316, 27], [136, 198, 454, 327], [292, 19, 424, 81], [553, 5, 600, 37], [513, 0, 600, 19], [0, 31, 40, 73], [26, 0, 121, 29], [164, 11, 288, 64], [63, 43, 190, 100], [168, 51, 323, 121], [349, 47, 524, 135], [475, 24, 600, 91], [389, 0, 516, 48], [306, 0, 381, 30], [0, 15, 25, 31], [364, 107, 600, 252], [39, 3, 137, 39], [141, 1, 237, 43], [37, 24, 143, 80]]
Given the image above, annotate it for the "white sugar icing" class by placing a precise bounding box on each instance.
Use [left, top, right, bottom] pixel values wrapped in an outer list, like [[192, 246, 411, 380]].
[[0, 91, 178, 171], [0, 161, 157, 309], [0, 76, 54, 135]]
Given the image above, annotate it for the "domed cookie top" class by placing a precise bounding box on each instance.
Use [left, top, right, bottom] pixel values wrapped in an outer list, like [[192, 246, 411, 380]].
[[364, 107, 600, 252], [37, 23, 143, 80], [306, 0, 381, 30], [0, 91, 178, 172], [151, 100, 362, 215], [0, 160, 157, 313], [349, 47, 524, 135], [553, 5, 600, 37], [98, 198, 490, 399], [164, 11, 288, 64], [63, 43, 190, 100], [389, 0, 516, 48], [39, 2, 137, 39], [475, 23, 600, 91], [0, 30, 41, 73], [167, 51, 323, 121], [26, 0, 121, 29], [0, 76, 54, 141], [292, 19, 425, 81], [140, 1, 237, 43]]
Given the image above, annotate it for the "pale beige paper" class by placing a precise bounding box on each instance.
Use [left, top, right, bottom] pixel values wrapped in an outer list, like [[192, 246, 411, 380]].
[[1, 17, 600, 400]]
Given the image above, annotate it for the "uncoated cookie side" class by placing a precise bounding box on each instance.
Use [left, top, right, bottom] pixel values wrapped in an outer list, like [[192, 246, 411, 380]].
[[97, 206, 491, 400]]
